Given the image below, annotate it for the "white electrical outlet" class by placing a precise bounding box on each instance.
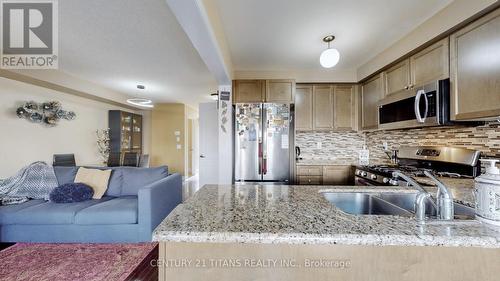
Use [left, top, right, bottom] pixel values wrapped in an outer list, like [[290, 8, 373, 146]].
[[316, 142, 322, 149]]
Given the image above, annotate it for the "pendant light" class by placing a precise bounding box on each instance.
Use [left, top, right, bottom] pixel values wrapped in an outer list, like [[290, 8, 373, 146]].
[[320, 35, 340, 68], [126, 84, 154, 108]]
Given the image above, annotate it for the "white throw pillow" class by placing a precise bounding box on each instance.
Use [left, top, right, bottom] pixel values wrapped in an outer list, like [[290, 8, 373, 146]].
[[74, 167, 112, 199]]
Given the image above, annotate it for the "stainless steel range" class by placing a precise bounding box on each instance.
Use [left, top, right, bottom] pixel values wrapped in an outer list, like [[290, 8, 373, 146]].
[[355, 146, 481, 186]]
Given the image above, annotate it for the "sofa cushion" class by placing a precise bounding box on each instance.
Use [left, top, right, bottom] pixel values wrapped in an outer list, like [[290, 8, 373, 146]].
[[74, 196, 138, 225], [103, 168, 122, 197], [2, 197, 112, 225], [74, 167, 112, 199], [119, 166, 168, 196], [54, 166, 123, 197], [53, 166, 78, 185], [49, 183, 94, 203], [0, 200, 45, 224]]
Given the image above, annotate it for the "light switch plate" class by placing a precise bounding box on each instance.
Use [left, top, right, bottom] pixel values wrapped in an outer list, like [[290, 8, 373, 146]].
[[174, 131, 181, 136], [316, 142, 322, 149], [176, 144, 182, 150], [176, 137, 180, 142]]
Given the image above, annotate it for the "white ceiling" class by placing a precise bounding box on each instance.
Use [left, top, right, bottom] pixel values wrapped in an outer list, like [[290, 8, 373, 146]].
[[214, 0, 453, 73], [57, 0, 217, 107]]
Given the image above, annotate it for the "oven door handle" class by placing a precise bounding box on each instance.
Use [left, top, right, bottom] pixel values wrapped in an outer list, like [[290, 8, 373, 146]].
[[414, 89, 428, 123]]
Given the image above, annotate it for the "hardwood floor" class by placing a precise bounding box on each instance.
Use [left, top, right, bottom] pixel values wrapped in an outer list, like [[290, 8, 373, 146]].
[[125, 244, 159, 281], [0, 243, 15, 251]]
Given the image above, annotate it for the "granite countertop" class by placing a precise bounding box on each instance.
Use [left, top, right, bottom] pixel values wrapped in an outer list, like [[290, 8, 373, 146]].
[[295, 156, 357, 166], [153, 184, 500, 248], [296, 161, 355, 166]]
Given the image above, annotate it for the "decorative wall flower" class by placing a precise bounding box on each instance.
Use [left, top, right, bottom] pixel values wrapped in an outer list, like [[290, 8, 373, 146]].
[[30, 112, 43, 123], [16, 101, 76, 127], [16, 107, 27, 118], [23, 101, 38, 112]]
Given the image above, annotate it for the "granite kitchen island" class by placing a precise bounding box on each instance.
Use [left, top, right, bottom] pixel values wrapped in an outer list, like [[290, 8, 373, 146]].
[[154, 184, 500, 247], [154, 184, 500, 281]]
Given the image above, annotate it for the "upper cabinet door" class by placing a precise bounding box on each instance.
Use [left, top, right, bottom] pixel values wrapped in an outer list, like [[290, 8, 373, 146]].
[[233, 80, 265, 103], [384, 59, 411, 96], [334, 85, 354, 130], [450, 8, 500, 121], [361, 74, 383, 130], [313, 85, 334, 130], [410, 38, 449, 87], [295, 85, 313, 131], [266, 80, 295, 103]]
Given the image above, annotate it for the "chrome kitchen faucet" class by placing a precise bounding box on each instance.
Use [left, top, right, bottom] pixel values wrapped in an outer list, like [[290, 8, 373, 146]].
[[392, 171, 454, 223]]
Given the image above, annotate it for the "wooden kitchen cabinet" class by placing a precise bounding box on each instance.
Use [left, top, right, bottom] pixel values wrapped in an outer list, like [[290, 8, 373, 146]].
[[233, 79, 295, 103], [361, 74, 383, 130], [334, 85, 355, 130], [384, 59, 411, 96], [313, 85, 334, 130], [322, 166, 354, 185], [296, 165, 322, 176], [297, 176, 322, 185], [295, 84, 355, 131], [410, 38, 449, 87], [450, 8, 500, 120], [295, 85, 313, 130], [296, 165, 323, 185], [266, 79, 295, 103], [383, 38, 449, 97], [296, 165, 352, 185], [233, 80, 265, 103]]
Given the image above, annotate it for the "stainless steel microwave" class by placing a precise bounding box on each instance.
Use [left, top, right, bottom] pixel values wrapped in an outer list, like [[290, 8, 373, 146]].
[[378, 79, 450, 130]]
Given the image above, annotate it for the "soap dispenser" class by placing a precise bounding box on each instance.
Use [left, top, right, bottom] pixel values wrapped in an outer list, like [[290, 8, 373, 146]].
[[475, 159, 500, 225]]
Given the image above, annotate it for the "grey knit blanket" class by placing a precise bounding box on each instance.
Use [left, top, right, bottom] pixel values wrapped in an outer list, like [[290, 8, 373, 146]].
[[0, 161, 58, 205]]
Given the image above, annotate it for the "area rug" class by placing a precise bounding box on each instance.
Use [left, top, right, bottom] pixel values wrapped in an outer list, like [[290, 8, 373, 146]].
[[0, 242, 158, 281]]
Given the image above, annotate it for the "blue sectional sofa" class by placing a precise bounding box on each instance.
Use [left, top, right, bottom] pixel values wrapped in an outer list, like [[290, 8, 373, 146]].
[[0, 166, 182, 243]]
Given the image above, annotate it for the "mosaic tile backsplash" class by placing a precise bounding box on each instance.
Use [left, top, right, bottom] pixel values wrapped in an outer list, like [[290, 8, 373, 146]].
[[296, 122, 500, 165], [295, 131, 365, 165]]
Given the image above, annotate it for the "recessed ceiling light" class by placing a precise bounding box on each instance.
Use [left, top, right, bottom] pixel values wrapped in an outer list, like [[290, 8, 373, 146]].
[[320, 35, 340, 68], [137, 84, 145, 90]]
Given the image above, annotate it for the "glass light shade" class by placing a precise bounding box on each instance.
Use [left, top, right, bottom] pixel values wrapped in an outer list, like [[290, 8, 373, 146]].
[[320, 48, 340, 68], [126, 98, 154, 108]]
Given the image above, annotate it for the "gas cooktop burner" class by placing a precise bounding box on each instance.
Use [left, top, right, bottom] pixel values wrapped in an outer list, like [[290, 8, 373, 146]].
[[354, 146, 480, 186], [355, 165, 473, 186]]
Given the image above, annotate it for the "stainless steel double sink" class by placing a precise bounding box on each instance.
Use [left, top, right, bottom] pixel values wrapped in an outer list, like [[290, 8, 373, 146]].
[[322, 192, 475, 220]]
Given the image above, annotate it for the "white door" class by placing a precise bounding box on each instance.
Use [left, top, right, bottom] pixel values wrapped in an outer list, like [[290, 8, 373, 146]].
[[199, 102, 219, 187]]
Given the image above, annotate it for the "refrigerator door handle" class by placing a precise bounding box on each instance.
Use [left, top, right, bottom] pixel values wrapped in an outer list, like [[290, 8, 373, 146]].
[[263, 154, 267, 175], [258, 140, 262, 175]]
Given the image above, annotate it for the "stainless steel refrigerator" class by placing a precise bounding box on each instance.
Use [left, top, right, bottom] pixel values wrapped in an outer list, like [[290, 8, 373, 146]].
[[234, 103, 294, 183]]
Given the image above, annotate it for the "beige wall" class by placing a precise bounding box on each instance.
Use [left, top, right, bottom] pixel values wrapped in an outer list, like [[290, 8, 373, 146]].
[[357, 0, 499, 80], [151, 104, 187, 176], [0, 77, 150, 178]]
